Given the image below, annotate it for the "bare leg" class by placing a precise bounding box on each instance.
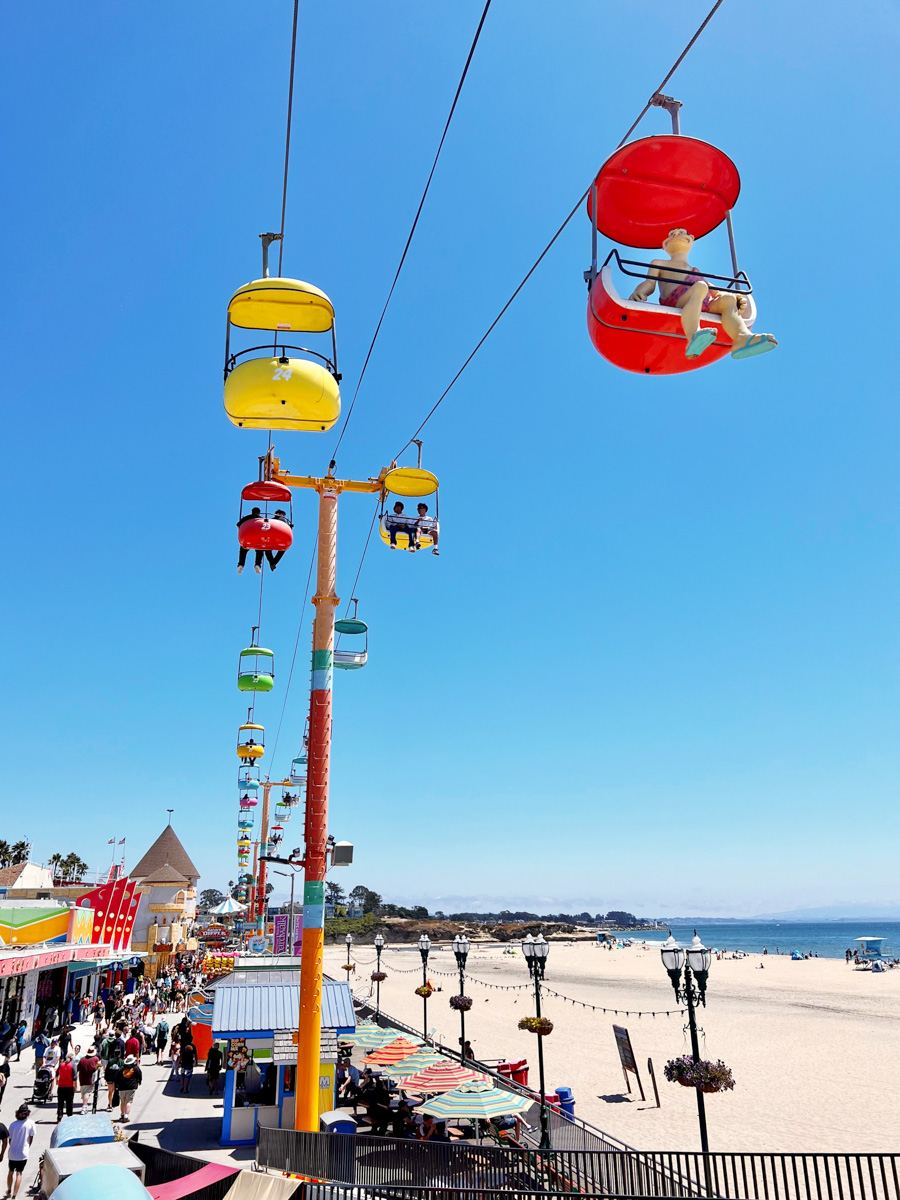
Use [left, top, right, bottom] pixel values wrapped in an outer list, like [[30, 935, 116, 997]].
[[707, 293, 752, 348], [675, 280, 710, 341]]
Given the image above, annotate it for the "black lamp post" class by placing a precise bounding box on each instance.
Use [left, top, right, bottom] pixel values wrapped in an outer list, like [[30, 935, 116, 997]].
[[418, 933, 431, 1039], [661, 930, 713, 1184], [374, 932, 385, 1016], [522, 933, 551, 1149], [452, 933, 470, 1059], [345, 932, 352, 971]]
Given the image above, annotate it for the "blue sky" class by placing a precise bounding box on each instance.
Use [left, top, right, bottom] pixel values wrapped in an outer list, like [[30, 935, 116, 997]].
[[3, 1, 899, 916]]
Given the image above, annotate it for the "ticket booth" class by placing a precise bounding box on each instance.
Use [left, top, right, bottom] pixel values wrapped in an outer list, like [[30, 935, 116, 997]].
[[210, 968, 355, 1147]]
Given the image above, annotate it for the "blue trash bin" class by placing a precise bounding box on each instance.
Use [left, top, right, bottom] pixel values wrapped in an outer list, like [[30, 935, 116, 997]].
[[555, 1086, 575, 1117]]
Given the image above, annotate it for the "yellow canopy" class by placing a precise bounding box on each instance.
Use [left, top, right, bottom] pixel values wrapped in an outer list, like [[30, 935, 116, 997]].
[[228, 278, 335, 333]]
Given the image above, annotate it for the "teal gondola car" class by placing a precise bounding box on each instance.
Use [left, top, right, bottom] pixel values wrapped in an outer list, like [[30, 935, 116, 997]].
[[334, 617, 368, 670]]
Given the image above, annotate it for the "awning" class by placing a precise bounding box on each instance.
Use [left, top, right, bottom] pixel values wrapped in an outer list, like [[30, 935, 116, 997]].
[[147, 1162, 240, 1199]]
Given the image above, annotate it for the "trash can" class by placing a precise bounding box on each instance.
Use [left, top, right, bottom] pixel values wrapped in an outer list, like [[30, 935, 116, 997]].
[[510, 1059, 529, 1086], [320, 1110, 357, 1135], [555, 1086, 575, 1118]]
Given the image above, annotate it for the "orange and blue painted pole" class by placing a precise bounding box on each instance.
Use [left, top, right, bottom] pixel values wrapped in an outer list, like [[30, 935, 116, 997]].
[[295, 482, 339, 1130]]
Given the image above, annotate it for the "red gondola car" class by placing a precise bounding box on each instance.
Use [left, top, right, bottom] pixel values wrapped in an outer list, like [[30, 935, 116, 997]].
[[237, 479, 294, 551], [585, 133, 756, 376]]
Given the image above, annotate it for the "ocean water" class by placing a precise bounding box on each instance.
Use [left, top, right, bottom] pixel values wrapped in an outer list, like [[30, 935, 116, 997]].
[[640, 921, 900, 960]]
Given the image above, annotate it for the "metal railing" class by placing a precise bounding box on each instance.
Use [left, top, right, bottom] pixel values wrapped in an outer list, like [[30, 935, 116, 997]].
[[259, 1131, 900, 1200]]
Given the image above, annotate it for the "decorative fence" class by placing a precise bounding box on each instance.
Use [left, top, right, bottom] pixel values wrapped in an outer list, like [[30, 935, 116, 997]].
[[258, 1131, 900, 1200]]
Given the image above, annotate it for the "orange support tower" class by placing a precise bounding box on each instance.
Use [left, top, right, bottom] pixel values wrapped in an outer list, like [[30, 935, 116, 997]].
[[273, 464, 386, 1131]]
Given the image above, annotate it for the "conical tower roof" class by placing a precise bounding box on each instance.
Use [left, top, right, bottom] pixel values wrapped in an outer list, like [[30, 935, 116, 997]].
[[131, 826, 199, 884]]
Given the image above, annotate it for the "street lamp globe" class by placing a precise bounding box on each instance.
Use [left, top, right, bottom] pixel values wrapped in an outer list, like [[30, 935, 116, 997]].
[[521, 934, 535, 960], [660, 932, 685, 974], [374, 933, 384, 950], [418, 933, 431, 958], [345, 933, 352, 946], [453, 933, 470, 965], [686, 931, 711, 974], [533, 934, 550, 961]]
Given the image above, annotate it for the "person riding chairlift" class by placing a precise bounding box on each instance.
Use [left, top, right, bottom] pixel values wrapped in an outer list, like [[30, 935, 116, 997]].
[[236, 507, 264, 575], [386, 501, 418, 551], [265, 509, 292, 572], [415, 502, 439, 556]]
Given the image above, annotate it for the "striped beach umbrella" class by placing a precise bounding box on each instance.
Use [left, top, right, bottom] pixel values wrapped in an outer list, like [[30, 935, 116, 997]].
[[396, 1062, 487, 1093], [363, 1038, 424, 1065], [418, 1079, 533, 1120], [382, 1052, 445, 1076], [346, 1027, 423, 1049]]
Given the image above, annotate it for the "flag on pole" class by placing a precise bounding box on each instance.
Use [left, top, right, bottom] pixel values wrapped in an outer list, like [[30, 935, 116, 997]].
[[118, 838, 126, 845], [107, 838, 115, 845]]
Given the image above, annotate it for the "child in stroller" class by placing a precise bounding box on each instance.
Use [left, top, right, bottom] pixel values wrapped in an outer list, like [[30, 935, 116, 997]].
[[31, 1065, 53, 1104]]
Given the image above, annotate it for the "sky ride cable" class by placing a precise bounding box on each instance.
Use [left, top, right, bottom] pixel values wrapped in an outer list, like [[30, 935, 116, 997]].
[[392, 0, 727, 460], [278, 0, 301, 276], [328, 0, 494, 464]]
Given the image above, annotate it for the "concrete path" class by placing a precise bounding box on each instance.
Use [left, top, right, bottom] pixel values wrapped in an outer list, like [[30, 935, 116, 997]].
[[0, 1013, 254, 1192]]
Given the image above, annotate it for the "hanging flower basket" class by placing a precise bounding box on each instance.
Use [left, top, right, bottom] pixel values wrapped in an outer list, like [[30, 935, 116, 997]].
[[371, 971, 387, 983], [415, 984, 434, 999], [340, 963, 354, 972], [518, 1016, 554, 1036], [663, 1057, 735, 1094], [450, 994, 473, 1012]]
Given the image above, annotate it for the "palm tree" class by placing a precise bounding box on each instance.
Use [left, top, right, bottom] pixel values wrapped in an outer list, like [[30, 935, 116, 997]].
[[0, 841, 11, 869], [9, 841, 31, 865], [49, 853, 64, 881]]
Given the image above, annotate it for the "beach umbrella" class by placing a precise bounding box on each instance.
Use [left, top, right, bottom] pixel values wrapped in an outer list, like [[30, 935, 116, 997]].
[[382, 1052, 444, 1076], [345, 1027, 422, 1049], [418, 1079, 533, 1120], [363, 1038, 424, 1065], [396, 1062, 487, 1093]]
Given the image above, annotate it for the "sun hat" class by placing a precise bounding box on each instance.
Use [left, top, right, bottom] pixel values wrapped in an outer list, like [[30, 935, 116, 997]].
[[124, 1055, 137, 1065]]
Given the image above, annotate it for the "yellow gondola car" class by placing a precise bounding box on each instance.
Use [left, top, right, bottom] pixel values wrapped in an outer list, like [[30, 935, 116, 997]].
[[378, 460, 440, 552], [224, 277, 341, 432], [237, 722, 265, 761]]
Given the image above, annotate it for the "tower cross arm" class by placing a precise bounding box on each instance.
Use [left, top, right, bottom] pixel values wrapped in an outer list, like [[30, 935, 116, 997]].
[[272, 466, 389, 495]]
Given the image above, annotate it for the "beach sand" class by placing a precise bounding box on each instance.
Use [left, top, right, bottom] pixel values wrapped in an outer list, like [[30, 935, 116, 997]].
[[324, 940, 900, 1152]]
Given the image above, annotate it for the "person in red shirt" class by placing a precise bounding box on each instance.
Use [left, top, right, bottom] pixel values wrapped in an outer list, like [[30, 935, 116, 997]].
[[124, 1031, 141, 1061], [56, 1056, 76, 1122]]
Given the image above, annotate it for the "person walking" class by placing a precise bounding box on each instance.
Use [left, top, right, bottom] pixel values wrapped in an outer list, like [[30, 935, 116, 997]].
[[205, 1043, 222, 1096], [5, 1105, 35, 1199], [31, 1031, 48, 1077], [55, 1055, 76, 1122], [12, 1025, 25, 1065], [77, 1047, 100, 1114], [0, 1054, 9, 1111], [115, 1056, 142, 1124], [179, 1041, 196, 1094], [154, 1018, 169, 1065]]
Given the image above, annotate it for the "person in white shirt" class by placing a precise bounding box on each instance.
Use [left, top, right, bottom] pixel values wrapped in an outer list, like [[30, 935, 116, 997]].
[[385, 502, 418, 551], [6, 1105, 35, 1198], [415, 503, 439, 556], [43, 1039, 60, 1099]]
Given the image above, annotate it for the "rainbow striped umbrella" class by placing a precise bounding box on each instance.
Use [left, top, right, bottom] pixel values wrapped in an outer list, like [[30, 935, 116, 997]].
[[363, 1038, 424, 1065], [418, 1079, 532, 1120], [396, 1061, 487, 1093], [382, 1051, 444, 1076]]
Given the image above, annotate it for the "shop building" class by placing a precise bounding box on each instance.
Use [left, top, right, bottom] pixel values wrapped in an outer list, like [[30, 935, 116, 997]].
[[209, 968, 355, 1146], [131, 825, 200, 979]]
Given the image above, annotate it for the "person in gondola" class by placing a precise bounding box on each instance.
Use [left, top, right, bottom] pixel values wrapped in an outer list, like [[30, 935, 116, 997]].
[[629, 228, 777, 362], [237, 507, 265, 575], [415, 503, 439, 556], [385, 501, 418, 551], [265, 509, 293, 571]]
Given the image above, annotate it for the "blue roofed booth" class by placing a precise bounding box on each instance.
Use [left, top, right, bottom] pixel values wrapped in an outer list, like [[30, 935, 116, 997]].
[[210, 967, 355, 1146]]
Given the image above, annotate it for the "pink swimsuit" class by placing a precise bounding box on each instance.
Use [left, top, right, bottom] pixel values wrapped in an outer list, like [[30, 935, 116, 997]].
[[659, 271, 718, 312]]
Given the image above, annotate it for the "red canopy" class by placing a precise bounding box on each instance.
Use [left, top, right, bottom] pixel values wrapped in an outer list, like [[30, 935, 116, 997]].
[[241, 480, 293, 503], [147, 1163, 239, 1199], [587, 135, 740, 249]]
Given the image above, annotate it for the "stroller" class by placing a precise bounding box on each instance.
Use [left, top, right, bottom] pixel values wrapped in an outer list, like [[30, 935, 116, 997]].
[[31, 1066, 53, 1104]]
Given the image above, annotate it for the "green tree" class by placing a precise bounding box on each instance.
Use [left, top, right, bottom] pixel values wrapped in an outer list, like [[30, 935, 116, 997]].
[[200, 888, 226, 909], [49, 853, 64, 879], [9, 840, 30, 865], [59, 853, 88, 882], [325, 882, 346, 906], [0, 841, 10, 869], [349, 885, 383, 915]]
